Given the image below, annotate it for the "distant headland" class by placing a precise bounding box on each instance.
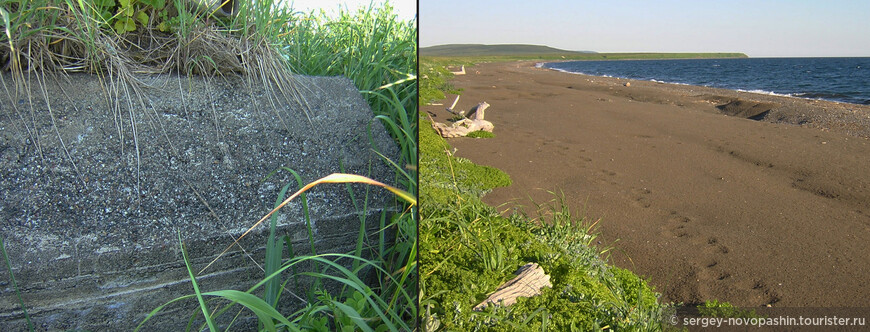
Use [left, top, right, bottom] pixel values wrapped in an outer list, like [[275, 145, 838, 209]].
[[420, 43, 748, 60]]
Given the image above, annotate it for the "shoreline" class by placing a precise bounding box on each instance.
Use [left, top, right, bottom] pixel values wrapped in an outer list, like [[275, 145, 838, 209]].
[[423, 61, 870, 307], [535, 59, 870, 109], [530, 60, 870, 139]]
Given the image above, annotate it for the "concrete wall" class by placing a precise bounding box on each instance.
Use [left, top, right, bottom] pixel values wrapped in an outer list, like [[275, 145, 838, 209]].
[[0, 72, 400, 330]]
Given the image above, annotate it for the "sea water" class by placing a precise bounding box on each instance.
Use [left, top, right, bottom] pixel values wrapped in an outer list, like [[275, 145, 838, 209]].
[[543, 57, 870, 105]]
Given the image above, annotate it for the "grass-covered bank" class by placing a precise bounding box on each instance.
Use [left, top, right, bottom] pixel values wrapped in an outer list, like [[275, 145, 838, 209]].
[[419, 117, 666, 330], [2, 1, 417, 330], [420, 44, 748, 60]]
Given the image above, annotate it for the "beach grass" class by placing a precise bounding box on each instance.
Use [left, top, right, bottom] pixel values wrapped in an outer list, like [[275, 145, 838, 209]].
[[420, 58, 463, 104], [3, 1, 417, 330]]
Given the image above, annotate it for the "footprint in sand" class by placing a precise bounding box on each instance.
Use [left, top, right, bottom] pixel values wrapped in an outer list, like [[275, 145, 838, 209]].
[[706, 237, 730, 254], [629, 187, 652, 209], [594, 169, 619, 186], [661, 211, 693, 238], [663, 212, 781, 306], [734, 279, 782, 306]]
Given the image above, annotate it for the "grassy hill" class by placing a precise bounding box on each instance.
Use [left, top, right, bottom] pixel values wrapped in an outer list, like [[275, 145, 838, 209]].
[[421, 44, 595, 56], [421, 44, 748, 60]]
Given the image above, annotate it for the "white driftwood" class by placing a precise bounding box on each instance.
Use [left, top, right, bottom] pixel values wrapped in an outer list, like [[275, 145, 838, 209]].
[[444, 95, 463, 117], [450, 65, 466, 75], [430, 102, 493, 138], [473, 263, 552, 311]]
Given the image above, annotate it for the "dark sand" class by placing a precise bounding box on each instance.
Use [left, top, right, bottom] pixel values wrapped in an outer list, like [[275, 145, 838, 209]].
[[422, 61, 870, 307]]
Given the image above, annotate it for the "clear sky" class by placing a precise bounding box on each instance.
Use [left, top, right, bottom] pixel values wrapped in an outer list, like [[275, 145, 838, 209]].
[[420, 0, 870, 57], [286, 0, 415, 20]]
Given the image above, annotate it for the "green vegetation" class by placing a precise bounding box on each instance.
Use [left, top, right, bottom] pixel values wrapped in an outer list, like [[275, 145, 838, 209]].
[[420, 44, 596, 57], [3, 1, 416, 330], [466, 130, 495, 138], [420, 118, 510, 209], [698, 300, 762, 319], [420, 118, 665, 330], [420, 58, 463, 105], [0, 0, 305, 77], [283, 1, 417, 198], [421, 44, 748, 60]]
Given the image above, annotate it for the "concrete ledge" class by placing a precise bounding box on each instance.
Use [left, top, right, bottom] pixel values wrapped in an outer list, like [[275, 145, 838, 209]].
[[0, 73, 400, 330]]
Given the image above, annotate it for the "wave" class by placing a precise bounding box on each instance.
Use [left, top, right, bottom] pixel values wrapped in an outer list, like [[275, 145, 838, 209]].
[[736, 89, 795, 98], [650, 79, 691, 86], [542, 58, 870, 105], [545, 59, 870, 105], [544, 66, 618, 78]]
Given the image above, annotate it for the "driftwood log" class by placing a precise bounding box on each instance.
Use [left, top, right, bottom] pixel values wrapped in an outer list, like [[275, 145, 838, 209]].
[[429, 101, 493, 138], [473, 263, 552, 311]]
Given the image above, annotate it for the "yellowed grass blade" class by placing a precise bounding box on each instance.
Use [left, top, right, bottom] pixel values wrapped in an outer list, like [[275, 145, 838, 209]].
[[199, 173, 415, 274]]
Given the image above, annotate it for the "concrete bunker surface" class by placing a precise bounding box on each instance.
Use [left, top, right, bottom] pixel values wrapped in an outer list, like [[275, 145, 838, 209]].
[[0, 73, 400, 330]]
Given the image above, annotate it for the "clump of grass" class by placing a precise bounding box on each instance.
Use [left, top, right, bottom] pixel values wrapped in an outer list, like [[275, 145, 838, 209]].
[[420, 118, 510, 211], [1, 0, 297, 76], [419, 57, 464, 105], [466, 130, 495, 138], [281, 3, 417, 193], [276, 4, 418, 329], [420, 121, 665, 330], [697, 300, 761, 319], [1, 0, 311, 204]]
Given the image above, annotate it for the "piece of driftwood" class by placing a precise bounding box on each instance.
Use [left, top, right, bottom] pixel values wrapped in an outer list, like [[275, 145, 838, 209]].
[[444, 95, 464, 117], [450, 65, 466, 75], [430, 102, 493, 138], [473, 263, 552, 311]]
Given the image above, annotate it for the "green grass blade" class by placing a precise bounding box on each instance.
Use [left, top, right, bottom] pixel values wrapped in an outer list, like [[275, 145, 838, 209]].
[[282, 235, 301, 293], [338, 161, 371, 273], [178, 232, 218, 332], [202, 290, 301, 332], [280, 167, 316, 257], [0, 238, 33, 332], [265, 182, 293, 307], [135, 294, 199, 331], [328, 301, 374, 332]]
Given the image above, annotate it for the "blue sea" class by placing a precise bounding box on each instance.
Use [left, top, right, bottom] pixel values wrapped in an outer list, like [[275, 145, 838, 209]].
[[542, 57, 870, 105]]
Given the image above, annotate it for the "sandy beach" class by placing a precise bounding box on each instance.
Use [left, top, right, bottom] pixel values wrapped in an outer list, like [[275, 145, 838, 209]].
[[422, 61, 870, 307]]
